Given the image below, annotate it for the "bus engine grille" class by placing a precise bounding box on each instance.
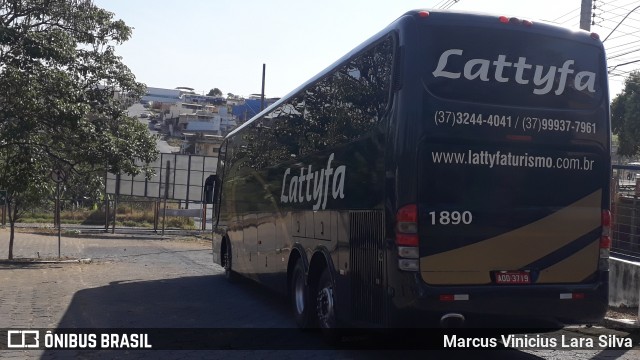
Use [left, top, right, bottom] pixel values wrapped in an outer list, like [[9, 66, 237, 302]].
[[349, 210, 386, 325]]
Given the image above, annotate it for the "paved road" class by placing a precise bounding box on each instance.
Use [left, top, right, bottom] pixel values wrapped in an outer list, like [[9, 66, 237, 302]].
[[0, 230, 638, 359]]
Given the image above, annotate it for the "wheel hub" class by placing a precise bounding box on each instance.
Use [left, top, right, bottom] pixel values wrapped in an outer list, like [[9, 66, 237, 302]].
[[317, 286, 334, 326], [294, 274, 305, 314]]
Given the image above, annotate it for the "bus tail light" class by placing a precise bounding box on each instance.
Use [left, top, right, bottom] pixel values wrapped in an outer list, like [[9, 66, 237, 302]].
[[599, 210, 611, 270], [396, 204, 419, 271], [499, 16, 533, 27], [560, 292, 585, 300], [439, 294, 469, 302]]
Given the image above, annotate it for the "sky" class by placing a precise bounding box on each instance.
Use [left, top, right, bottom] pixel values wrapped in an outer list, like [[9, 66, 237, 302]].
[[92, 0, 637, 98]]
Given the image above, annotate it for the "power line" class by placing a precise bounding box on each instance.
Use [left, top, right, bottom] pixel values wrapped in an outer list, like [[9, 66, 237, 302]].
[[432, 0, 451, 9], [607, 38, 640, 51], [605, 29, 640, 43], [445, 0, 461, 10], [559, 13, 582, 25], [602, 0, 640, 11], [552, 7, 581, 22], [597, 16, 640, 30], [597, 1, 640, 83], [437, 0, 459, 10], [608, 47, 640, 59], [602, 4, 640, 42], [609, 59, 640, 72]]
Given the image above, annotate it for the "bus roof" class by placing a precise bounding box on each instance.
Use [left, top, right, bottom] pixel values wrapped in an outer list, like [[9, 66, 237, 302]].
[[225, 9, 603, 140]]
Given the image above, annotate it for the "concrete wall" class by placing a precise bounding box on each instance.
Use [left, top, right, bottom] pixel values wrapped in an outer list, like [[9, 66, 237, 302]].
[[609, 257, 640, 307]]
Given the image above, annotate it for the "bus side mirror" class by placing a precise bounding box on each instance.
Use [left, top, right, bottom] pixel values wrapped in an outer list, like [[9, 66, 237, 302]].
[[204, 175, 218, 204], [212, 175, 220, 205]]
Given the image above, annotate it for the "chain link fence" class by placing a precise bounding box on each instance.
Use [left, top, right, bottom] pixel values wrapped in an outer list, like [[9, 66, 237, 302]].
[[9, 196, 211, 233], [612, 165, 640, 259]]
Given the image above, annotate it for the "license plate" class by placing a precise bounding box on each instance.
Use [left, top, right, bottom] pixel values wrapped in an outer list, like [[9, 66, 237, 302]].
[[494, 271, 531, 284]]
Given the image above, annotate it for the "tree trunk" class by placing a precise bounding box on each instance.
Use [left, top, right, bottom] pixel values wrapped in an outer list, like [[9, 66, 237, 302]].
[[8, 220, 14, 260], [7, 200, 18, 260]]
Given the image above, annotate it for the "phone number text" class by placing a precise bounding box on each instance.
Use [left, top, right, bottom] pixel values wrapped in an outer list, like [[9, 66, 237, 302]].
[[433, 111, 596, 134]]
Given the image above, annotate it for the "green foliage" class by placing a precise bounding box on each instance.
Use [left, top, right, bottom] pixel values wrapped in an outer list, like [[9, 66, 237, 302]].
[[164, 216, 195, 229], [235, 37, 393, 170], [19, 207, 196, 229], [0, 0, 159, 258], [207, 88, 222, 97], [612, 71, 640, 157], [82, 208, 108, 225]]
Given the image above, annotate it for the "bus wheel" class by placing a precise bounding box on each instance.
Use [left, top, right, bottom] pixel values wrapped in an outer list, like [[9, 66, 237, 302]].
[[291, 259, 312, 328], [316, 267, 336, 329], [223, 239, 237, 282]]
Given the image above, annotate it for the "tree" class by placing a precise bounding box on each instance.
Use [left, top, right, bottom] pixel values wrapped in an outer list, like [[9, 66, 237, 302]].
[[0, 140, 54, 259], [612, 71, 640, 157], [0, 0, 158, 259], [207, 88, 222, 97]]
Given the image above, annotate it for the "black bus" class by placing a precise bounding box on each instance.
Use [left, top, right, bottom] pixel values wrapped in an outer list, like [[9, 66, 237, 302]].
[[211, 10, 611, 329]]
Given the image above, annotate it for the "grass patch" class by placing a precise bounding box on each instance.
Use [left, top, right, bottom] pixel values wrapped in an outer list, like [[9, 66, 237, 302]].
[[19, 206, 196, 230]]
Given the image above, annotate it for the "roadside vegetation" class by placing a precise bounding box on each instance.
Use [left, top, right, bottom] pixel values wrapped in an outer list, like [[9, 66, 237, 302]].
[[0, 1, 159, 259], [17, 205, 195, 229]]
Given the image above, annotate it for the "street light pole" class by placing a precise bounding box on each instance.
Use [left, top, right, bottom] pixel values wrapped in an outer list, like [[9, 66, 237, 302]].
[[580, 0, 593, 31], [260, 63, 266, 112]]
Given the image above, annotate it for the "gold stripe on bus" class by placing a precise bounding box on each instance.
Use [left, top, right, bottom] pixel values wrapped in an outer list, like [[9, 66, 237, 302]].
[[536, 240, 599, 283], [420, 190, 601, 284], [421, 271, 491, 285]]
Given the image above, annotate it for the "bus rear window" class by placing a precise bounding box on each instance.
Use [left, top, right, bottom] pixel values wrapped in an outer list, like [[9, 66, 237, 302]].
[[423, 27, 605, 109]]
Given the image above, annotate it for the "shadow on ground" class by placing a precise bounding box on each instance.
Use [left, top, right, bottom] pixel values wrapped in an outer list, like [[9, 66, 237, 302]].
[[36, 273, 548, 359], [16, 231, 174, 241], [50, 274, 332, 350], [0, 262, 64, 269], [56, 274, 289, 327]]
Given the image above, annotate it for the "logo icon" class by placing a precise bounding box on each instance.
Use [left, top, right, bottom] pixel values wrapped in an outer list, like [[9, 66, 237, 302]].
[[7, 330, 40, 348]]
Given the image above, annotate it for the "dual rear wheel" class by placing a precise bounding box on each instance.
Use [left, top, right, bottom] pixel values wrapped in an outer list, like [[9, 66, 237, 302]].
[[223, 241, 336, 330], [290, 259, 336, 330]]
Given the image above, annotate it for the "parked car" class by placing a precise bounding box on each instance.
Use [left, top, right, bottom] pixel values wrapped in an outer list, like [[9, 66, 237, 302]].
[[139, 113, 148, 118]]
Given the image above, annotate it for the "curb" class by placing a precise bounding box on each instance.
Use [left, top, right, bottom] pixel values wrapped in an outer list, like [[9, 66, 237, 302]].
[[0, 258, 92, 265], [601, 317, 639, 331]]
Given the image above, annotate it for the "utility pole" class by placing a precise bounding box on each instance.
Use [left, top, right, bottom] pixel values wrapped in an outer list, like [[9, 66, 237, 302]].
[[260, 63, 266, 112], [580, 0, 593, 31]]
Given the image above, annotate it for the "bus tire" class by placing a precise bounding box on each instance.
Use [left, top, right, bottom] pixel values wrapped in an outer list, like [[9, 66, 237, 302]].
[[223, 238, 237, 282], [291, 258, 313, 328], [316, 267, 336, 330]]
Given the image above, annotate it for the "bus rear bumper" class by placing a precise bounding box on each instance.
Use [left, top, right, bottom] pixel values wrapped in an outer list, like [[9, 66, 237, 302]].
[[390, 280, 608, 329]]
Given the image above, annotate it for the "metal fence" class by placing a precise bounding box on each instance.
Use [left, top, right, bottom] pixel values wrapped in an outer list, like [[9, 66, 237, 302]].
[[612, 165, 640, 259], [102, 153, 218, 233], [101, 197, 211, 233], [105, 153, 218, 203], [612, 197, 640, 259]]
